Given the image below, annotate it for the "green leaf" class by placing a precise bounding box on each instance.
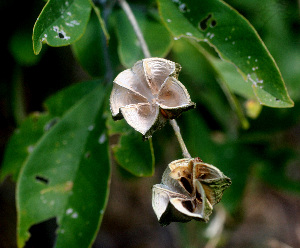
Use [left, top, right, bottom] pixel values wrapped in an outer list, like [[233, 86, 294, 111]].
[[157, 0, 294, 108], [107, 116, 154, 177], [44, 80, 100, 116], [0, 80, 100, 183], [33, 0, 92, 55], [170, 39, 237, 132], [113, 6, 173, 68], [181, 111, 252, 213], [72, 10, 105, 77], [208, 53, 255, 100], [189, 40, 250, 129], [0, 113, 53, 182], [16, 84, 110, 248]]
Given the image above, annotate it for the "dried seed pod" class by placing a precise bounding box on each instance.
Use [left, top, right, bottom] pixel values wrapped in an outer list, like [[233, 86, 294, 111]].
[[152, 158, 231, 226], [110, 58, 195, 139]]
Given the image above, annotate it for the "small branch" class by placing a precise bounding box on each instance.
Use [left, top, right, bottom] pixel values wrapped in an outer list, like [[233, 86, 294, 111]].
[[118, 0, 151, 58], [170, 119, 191, 159]]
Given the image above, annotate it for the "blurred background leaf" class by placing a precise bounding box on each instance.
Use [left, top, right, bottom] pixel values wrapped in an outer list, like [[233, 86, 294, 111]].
[[17, 83, 110, 248]]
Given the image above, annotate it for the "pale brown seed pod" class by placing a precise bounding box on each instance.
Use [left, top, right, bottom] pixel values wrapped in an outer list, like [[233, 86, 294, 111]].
[[110, 58, 195, 139], [152, 158, 231, 226]]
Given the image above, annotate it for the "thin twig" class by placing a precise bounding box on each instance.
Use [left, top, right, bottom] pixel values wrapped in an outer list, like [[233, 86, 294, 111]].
[[170, 119, 191, 159], [120, 0, 191, 158], [118, 0, 151, 58]]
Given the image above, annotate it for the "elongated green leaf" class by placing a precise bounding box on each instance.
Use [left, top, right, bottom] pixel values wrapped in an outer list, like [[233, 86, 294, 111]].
[[157, 0, 294, 108], [16, 84, 110, 248], [107, 116, 154, 177], [0, 81, 100, 183], [44, 80, 100, 116], [0, 113, 52, 182], [113, 7, 173, 68], [33, 0, 92, 55], [188, 40, 249, 129]]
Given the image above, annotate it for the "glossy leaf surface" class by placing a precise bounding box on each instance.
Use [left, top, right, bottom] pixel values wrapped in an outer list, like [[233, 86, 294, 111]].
[[113, 7, 173, 68], [33, 0, 92, 54], [16, 84, 110, 248], [107, 117, 154, 177], [157, 0, 294, 108], [0, 81, 100, 183]]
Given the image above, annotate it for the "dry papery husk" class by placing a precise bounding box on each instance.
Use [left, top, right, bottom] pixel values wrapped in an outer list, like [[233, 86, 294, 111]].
[[152, 158, 231, 226], [110, 58, 195, 139]]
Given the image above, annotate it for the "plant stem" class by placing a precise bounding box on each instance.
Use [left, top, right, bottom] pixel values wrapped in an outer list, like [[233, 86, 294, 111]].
[[120, 0, 191, 158], [118, 0, 151, 58], [170, 119, 192, 159]]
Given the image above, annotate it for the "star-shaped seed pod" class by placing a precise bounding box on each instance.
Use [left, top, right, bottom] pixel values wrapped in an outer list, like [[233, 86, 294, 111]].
[[110, 58, 195, 139], [152, 158, 231, 226]]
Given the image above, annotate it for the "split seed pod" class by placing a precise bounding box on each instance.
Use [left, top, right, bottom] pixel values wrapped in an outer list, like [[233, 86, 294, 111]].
[[152, 158, 231, 226], [110, 58, 195, 139]]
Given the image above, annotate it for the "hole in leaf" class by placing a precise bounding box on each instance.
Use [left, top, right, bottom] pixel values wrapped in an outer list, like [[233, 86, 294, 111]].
[[25, 217, 57, 248], [35, 175, 49, 184], [58, 33, 64, 39], [198, 14, 217, 31], [210, 20, 217, 27], [180, 177, 193, 194]]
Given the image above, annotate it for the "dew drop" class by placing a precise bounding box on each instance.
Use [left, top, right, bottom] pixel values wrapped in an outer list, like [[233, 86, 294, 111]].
[[179, 3, 187, 12], [88, 125, 94, 131], [71, 212, 78, 219], [66, 208, 73, 215], [99, 133, 106, 144], [27, 145, 35, 153]]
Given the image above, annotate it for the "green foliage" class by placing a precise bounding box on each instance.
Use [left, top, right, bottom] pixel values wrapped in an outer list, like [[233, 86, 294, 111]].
[[17, 82, 110, 247], [112, 6, 173, 67], [157, 0, 294, 108], [107, 116, 155, 177], [1, 0, 299, 247], [33, 0, 92, 55]]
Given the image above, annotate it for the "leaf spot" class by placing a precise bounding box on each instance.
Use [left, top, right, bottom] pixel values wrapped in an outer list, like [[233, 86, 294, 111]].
[[85, 151, 91, 158]]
